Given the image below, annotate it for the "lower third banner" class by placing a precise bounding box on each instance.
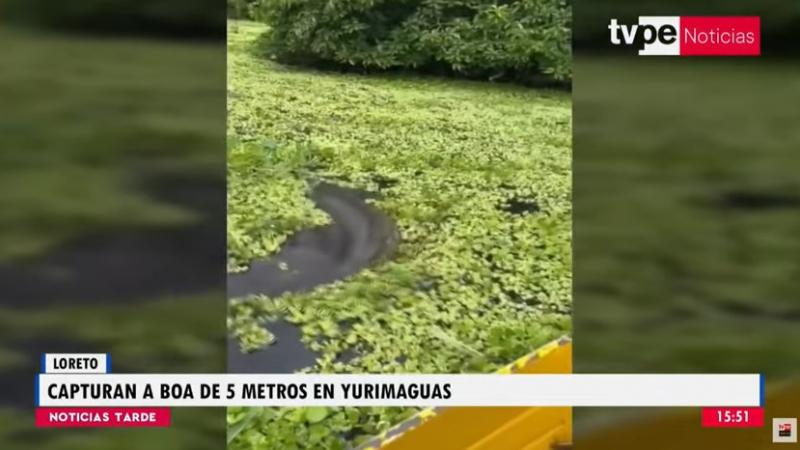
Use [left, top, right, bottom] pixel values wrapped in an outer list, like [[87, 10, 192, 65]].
[[35, 407, 171, 428]]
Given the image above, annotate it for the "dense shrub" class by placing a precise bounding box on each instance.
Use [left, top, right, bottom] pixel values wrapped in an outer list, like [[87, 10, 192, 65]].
[[258, 0, 571, 83], [2, 0, 224, 37]]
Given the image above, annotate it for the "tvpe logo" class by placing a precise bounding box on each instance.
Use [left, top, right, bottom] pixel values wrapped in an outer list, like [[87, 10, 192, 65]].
[[609, 16, 760, 56], [773, 418, 797, 443]]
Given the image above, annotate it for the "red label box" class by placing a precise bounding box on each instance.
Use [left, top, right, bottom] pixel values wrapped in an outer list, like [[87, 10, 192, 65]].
[[701, 407, 764, 428], [680, 16, 761, 56], [35, 407, 171, 428]]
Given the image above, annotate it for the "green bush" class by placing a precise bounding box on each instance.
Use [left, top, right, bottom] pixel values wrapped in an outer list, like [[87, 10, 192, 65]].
[[258, 0, 571, 83]]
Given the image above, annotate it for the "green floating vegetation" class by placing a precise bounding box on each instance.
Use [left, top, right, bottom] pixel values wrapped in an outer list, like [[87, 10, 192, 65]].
[[227, 21, 571, 450], [227, 139, 329, 273]]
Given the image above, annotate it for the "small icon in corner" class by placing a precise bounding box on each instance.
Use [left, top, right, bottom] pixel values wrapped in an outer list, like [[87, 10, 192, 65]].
[[773, 418, 797, 443]]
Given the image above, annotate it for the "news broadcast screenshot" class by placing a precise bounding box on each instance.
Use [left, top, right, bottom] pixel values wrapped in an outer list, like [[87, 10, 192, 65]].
[[1, 0, 798, 449]]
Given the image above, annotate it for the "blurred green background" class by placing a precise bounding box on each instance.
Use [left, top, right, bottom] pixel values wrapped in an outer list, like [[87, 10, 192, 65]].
[[575, 58, 800, 375], [573, 1, 800, 445], [0, 1, 226, 449]]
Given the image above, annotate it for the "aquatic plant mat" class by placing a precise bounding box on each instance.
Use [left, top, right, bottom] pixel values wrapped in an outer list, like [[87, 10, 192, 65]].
[[227, 20, 571, 450]]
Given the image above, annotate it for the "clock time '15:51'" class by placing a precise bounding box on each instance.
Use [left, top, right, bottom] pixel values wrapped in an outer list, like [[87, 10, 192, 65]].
[[718, 409, 749, 423]]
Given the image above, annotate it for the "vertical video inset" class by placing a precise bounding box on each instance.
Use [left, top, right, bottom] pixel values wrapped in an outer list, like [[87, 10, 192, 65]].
[[226, 1, 572, 448]]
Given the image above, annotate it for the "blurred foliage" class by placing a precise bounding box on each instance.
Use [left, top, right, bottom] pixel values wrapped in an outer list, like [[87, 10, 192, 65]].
[[0, 20, 225, 450], [228, 21, 571, 449], [574, 58, 800, 378], [228, 0, 261, 20], [1, 408, 221, 450], [0, 26, 221, 261], [1, 0, 224, 36], [0, 295, 225, 450], [573, 27, 800, 448], [254, 0, 571, 83]]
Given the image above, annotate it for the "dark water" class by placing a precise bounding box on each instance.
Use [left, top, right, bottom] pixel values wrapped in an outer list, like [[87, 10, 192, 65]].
[[0, 173, 225, 307], [226, 320, 317, 374], [227, 183, 398, 373]]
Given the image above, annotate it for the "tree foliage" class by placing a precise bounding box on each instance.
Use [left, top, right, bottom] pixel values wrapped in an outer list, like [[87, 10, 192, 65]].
[[257, 0, 572, 83]]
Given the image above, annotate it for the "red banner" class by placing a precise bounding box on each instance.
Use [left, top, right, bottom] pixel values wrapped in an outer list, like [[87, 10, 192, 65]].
[[35, 407, 171, 428], [680, 16, 761, 56], [701, 407, 764, 428]]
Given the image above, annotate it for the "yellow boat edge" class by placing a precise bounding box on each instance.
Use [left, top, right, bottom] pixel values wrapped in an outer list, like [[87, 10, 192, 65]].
[[355, 336, 573, 450]]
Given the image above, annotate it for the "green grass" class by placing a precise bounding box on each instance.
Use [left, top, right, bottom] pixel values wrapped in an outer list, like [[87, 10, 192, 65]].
[[227, 21, 571, 449]]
